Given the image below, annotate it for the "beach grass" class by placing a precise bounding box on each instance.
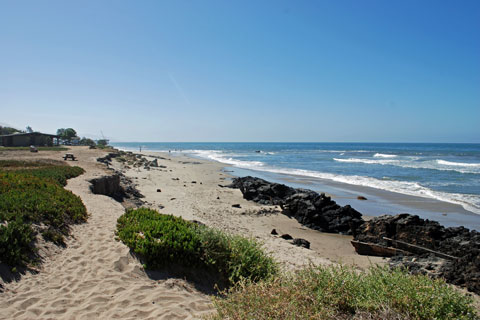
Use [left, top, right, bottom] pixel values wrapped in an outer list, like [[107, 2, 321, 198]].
[[208, 264, 478, 320], [0, 146, 69, 151], [0, 160, 87, 267], [116, 208, 278, 286]]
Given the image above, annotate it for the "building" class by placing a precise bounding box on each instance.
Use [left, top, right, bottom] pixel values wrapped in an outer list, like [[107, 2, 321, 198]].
[[0, 132, 59, 147], [71, 136, 81, 145]]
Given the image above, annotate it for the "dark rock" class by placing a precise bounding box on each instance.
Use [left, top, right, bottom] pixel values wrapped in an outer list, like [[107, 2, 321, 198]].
[[228, 176, 296, 205], [280, 234, 293, 240], [232, 204, 241, 208], [156, 189, 161, 192], [150, 159, 158, 167], [228, 176, 363, 234], [217, 197, 220, 200], [271, 229, 278, 235], [191, 181, 197, 184], [170, 198, 176, 200], [292, 238, 310, 249], [354, 213, 480, 295], [97, 152, 119, 164], [357, 196, 367, 200]]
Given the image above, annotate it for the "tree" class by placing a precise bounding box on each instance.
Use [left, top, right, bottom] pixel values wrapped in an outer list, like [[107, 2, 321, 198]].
[[56, 128, 77, 141], [25, 126, 33, 133], [97, 139, 109, 147], [79, 137, 96, 146], [0, 126, 22, 135]]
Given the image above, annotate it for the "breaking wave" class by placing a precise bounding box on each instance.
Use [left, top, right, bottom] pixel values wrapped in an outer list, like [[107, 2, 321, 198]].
[[188, 150, 480, 215], [374, 153, 397, 158]]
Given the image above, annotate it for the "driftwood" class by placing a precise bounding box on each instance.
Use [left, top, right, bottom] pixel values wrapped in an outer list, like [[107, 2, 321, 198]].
[[351, 240, 410, 257], [383, 237, 459, 260]]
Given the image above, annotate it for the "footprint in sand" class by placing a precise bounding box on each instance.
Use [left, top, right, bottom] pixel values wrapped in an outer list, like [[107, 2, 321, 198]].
[[113, 256, 130, 272]]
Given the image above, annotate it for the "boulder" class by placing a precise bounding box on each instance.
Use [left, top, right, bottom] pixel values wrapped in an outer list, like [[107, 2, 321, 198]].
[[292, 238, 310, 249], [150, 159, 158, 167]]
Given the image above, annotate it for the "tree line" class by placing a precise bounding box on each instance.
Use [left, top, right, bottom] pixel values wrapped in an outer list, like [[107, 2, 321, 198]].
[[0, 125, 107, 147]]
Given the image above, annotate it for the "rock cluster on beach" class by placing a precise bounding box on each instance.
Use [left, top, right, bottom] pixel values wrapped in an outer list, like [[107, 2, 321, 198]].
[[94, 152, 145, 207], [354, 214, 480, 294], [228, 176, 363, 234], [229, 176, 480, 295]]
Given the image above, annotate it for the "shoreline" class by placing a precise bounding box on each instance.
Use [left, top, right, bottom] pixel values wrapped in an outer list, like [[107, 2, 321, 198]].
[[119, 149, 385, 269], [136, 149, 480, 231]]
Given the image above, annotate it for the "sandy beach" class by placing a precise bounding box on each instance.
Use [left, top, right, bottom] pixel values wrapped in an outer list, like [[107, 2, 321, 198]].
[[0, 146, 386, 319]]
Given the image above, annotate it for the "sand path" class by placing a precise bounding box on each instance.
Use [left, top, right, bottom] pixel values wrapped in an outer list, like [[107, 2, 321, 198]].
[[0, 148, 213, 319]]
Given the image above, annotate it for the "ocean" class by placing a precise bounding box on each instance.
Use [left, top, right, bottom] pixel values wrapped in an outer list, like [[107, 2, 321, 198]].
[[111, 142, 480, 230]]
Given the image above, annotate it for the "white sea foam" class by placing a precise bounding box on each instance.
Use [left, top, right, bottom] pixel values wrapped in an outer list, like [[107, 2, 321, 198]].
[[374, 153, 397, 158], [437, 160, 480, 167], [188, 150, 480, 214], [334, 158, 398, 165], [189, 150, 265, 169], [334, 157, 480, 174]]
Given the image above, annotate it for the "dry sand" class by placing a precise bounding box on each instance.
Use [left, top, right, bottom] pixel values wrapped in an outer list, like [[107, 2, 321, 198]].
[[0, 146, 383, 319]]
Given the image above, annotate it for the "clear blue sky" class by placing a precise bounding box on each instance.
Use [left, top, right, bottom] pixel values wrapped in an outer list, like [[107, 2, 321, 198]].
[[1, 0, 479, 142]]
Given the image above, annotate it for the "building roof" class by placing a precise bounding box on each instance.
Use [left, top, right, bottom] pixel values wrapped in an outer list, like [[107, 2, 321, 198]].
[[0, 132, 59, 138]]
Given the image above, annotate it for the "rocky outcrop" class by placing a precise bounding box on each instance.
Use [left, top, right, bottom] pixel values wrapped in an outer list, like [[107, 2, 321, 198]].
[[354, 214, 480, 294], [228, 176, 363, 234], [283, 192, 362, 234], [228, 176, 296, 205], [97, 153, 119, 165]]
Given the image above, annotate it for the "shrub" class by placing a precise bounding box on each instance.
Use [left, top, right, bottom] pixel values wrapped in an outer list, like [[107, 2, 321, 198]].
[[12, 166, 85, 186], [116, 208, 202, 268], [116, 208, 277, 286], [209, 265, 478, 320], [0, 219, 34, 266], [0, 161, 87, 266], [198, 227, 278, 285]]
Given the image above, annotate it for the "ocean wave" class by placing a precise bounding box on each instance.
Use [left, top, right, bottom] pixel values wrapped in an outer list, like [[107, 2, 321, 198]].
[[262, 167, 480, 215], [334, 157, 480, 174], [334, 158, 397, 165], [188, 150, 480, 214], [189, 150, 265, 169], [437, 160, 480, 167], [374, 153, 397, 158]]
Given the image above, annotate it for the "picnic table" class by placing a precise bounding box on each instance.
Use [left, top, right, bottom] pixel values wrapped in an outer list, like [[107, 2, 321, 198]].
[[63, 153, 76, 161]]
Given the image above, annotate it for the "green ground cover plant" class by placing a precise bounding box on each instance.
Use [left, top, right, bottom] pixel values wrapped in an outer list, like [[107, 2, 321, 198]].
[[116, 208, 278, 286], [0, 160, 87, 267], [208, 264, 478, 320]]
